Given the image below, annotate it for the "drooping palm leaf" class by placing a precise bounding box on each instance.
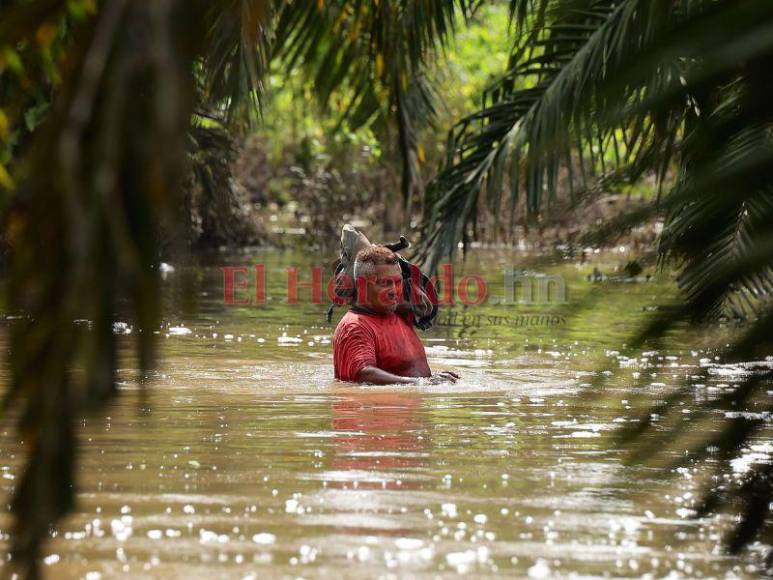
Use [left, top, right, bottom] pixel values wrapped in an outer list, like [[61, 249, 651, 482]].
[[272, 0, 472, 218], [418, 0, 773, 555], [200, 0, 272, 122], [0, 1, 272, 576], [417, 0, 683, 270]]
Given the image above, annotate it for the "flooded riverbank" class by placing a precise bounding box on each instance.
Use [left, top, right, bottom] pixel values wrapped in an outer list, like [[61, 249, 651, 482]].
[[1, 249, 768, 578]]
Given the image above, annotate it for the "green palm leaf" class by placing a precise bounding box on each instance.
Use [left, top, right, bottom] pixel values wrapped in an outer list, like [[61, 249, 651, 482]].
[[419, 0, 773, 553], [272, 0, 471, 217], [417, 0, 680, 270]]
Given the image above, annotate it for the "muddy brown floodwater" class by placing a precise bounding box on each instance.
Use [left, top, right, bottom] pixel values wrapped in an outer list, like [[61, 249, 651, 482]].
[[0, 249, 769, 578]]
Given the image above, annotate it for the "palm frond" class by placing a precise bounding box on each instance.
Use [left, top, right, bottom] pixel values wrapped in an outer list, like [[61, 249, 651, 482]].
[[419, 0, 773, 553], [417, 0, 679, 270], [0, 1, 273, 575], [199, 0, 273, 122], [272, 0, 471, 217]]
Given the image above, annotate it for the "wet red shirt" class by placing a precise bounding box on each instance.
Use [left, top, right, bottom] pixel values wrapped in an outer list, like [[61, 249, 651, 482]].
[[333, 310, 431, 381]]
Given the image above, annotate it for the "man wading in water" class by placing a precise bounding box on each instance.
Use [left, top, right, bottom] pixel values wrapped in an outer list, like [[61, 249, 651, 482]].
[[333, 245, 460, 384]]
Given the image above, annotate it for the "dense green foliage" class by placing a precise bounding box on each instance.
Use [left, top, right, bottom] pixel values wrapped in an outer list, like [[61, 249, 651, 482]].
[[247, 4, 513, 239]]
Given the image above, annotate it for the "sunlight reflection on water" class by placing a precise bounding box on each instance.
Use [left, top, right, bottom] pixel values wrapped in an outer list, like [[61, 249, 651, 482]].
[[0, 250, 770, 578]]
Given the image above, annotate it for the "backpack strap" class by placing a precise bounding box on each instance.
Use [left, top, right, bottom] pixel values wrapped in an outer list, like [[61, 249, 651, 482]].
[[397, 257, 439, 330]]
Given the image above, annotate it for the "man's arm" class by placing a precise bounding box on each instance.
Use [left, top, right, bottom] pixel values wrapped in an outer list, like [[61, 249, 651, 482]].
[[356, 366, 460, 385], [356, 366, 419, 385]]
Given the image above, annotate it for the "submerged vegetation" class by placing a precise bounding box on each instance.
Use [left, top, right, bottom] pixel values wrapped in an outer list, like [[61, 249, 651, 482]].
[[0, 0, 771, 576]]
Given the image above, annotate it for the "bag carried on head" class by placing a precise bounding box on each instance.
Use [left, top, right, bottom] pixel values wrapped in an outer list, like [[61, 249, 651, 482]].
[[326, 224, 439, 330]]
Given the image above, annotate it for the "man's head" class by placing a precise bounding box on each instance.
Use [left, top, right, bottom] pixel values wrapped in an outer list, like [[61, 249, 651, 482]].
[[353, 245, 402, 314]]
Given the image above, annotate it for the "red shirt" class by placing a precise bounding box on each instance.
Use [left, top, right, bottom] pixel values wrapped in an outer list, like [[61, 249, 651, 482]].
[[333, 309, 431, 381]]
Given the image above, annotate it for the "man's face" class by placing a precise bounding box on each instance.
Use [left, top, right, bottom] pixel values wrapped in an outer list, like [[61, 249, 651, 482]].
[[361, 263, 402, 314]]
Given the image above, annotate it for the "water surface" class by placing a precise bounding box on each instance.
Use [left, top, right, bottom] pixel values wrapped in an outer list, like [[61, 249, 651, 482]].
[[0, 249, 768, 578]]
